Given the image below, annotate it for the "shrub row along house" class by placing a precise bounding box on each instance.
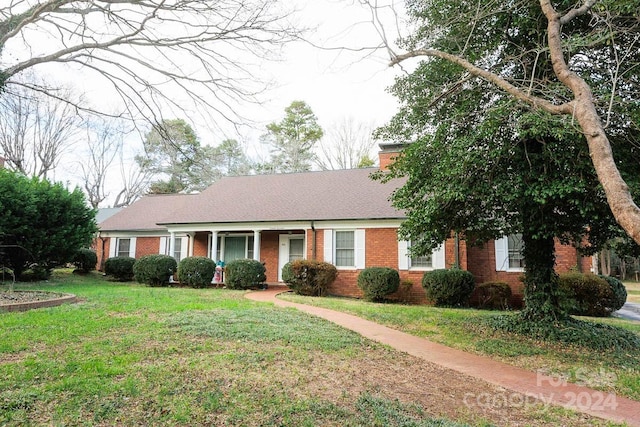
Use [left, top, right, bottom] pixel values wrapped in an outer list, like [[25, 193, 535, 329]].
[[97, 144, 592, 304]]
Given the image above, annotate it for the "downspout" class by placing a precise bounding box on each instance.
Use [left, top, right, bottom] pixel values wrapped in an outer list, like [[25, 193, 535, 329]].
[[311, 221, 317, 260], [454, 232, 460, 269]]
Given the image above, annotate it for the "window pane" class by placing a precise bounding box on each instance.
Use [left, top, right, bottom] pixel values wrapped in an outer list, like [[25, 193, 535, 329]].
[[289, 238, 304, 262], [117, 238, 130, 257], [508, 234, 525, 269], [247, 236, 254, 260], [411, 254, 432, 268], [409, 240, 432, 268], [224, 236, 246, 263], [174, 237, 182, 260], [335, 231, 354, 267]]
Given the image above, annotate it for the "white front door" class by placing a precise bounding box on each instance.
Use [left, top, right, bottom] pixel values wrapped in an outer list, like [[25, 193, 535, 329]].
[[278, 234, 305, 281]]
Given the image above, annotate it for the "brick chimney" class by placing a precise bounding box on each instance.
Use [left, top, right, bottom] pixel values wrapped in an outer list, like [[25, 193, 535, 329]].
[[378, 142, 405, 171]]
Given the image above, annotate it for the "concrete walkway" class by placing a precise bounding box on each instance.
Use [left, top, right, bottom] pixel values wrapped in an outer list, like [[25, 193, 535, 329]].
[[245, 287, 640, 426]]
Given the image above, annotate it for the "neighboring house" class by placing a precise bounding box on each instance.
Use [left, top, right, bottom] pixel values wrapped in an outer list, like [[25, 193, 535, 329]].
[[97, 145, 591, 304]]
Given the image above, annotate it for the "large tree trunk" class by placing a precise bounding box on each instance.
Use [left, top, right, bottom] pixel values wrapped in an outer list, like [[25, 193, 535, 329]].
[[521, 232, 565, 321], [541, 0, 640, 245]]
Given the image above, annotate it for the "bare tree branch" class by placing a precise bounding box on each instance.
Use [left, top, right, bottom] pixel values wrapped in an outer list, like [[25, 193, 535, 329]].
[[0, 0, 300, 128]]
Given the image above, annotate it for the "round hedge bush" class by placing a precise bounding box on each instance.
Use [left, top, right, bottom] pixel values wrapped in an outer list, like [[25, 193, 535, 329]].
[[104, 256, 136, 281], [599, 275, 627, 312], [225, 258, 266, 290], [282, 260, 337, 296], [471, 281, 512, 310], [178, 256, 216, 288], [559, 272, 616, 317], [422, 268, 475, 307], [133, 254, 177, 287], [357, 267, 400, 302], [72, 248, 98, 273]]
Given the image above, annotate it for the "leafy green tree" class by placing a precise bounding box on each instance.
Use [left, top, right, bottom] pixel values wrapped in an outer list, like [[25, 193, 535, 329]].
[[214, 139, 252, 176], [137, 119, 221, 193], [376, 0, 640, 246], [376, 0, 640, 321], [0, 169, 97, 279], [261, 101, 324, 173]]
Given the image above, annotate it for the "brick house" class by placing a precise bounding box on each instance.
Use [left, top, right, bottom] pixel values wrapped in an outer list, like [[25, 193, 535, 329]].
[[97, 145, 591, 303]]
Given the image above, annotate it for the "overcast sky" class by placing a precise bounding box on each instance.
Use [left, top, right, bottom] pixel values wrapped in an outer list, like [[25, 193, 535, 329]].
[[230, 0, 407, 159], [3, 0, 409, 204]]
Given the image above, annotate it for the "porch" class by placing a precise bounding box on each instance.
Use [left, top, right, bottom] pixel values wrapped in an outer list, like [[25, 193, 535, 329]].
[[166, 228, 310, 283]]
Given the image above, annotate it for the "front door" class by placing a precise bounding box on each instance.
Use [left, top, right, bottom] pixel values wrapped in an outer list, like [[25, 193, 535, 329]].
[[278, 234, 305, 281]]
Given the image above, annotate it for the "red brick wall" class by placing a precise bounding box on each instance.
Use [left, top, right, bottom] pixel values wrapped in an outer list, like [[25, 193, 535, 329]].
[[95, 237, 109, 271], [366, 228, 398, 268], [260, 231, 280, 282], [193, 233, 209, 257], [135, 237, 159, 258], [379, 151, 398, 171]]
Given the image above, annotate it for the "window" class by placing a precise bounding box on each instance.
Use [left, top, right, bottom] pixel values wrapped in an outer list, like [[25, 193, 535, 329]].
[[335, 231, 355, 267], [398, 240, 445, 270], [495, 234, 525, 271], [411, 252, 433, 269], [208, 234, 255, 262], [323, 229, 365, 269], [289, 238, 304, 262], [173, 237, 183, 261], [507, 234, 524, 269], [116, 238, 131, 257]]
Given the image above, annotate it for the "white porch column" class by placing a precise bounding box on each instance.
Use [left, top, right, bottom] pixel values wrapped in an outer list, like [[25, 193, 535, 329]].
[[253, 229, 261, 261], [210, 230, 218, 261], [169, 231, 176, 259]]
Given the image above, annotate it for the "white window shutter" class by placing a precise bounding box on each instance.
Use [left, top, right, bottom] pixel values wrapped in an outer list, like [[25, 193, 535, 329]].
[[355, 229, 366, 269], [323, 229, 333, 263], [129, 238, 137, 258], [180, 237, 189, 260], [398, 240, 409, 270], [109, 238, 116, 257], [433, 243, 446, 269], [494, 237, 508, 271], [159, 237, 167, 255]]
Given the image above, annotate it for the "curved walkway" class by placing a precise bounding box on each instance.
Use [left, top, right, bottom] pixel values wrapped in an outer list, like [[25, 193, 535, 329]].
[[246, 286, 640, 426]]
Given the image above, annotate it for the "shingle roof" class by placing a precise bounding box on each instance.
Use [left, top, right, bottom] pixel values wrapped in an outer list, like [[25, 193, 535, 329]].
[[98, 193, 197, 231], [99, 168, 404, 231], [163, 168, 403, 225]]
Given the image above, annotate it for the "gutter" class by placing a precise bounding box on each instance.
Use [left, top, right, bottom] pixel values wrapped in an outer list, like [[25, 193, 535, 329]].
[[311, 221, 317, 260]]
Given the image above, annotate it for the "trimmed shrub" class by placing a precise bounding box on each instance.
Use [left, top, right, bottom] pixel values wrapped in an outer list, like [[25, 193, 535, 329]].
[[559, 272, 615, 317], [472, 281, 512, 310], [133, 254, 177, 287], [225, 258, 266, 290], [104, 256, 136, 281], [18, 265, 51, 282], [282, 260, 337, 296], [599, 275, 627, 312], [357, 267, 400, 302], [72, 248, 97, 273], [422, 268, 475, 307], [178, 256, 216, 288]]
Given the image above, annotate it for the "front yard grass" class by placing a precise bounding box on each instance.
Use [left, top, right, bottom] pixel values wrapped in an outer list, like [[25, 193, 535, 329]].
[[280, 293, 640, 401], [0, 270, 627, 426]]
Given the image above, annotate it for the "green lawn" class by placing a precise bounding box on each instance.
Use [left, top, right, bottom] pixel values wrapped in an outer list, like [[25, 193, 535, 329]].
[[280, 293, 640, 401], [0, 271, 626, 426], [624, 282, 640, 303]]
